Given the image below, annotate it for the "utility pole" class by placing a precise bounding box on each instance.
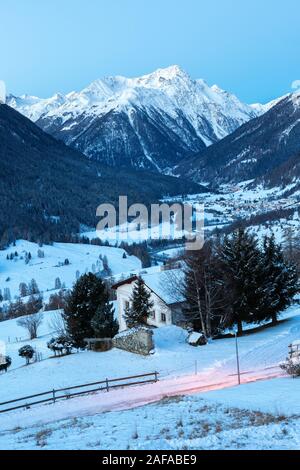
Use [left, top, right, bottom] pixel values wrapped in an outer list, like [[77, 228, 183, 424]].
[[235, 331, 241, 385]]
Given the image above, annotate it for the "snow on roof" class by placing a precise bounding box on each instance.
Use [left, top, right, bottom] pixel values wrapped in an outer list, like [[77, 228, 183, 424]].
[[291, 340, 300, 347], [188, 332, 203, 345], [141, 269, 185, 305]]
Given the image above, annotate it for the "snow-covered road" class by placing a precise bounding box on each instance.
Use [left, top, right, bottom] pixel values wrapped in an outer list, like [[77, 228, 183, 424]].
[[1, 303, 299, 434], [0, 361, 284, 432]]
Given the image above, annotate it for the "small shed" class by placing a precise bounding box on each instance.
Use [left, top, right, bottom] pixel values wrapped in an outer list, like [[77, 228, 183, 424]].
[[187, 331, 207, 347]]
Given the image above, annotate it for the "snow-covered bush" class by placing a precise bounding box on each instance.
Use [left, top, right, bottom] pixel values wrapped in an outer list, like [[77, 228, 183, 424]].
[[0, 355, 12, 373], [280, 358, 300, 377], [18, 345, 35, 365], [47, 335, 73, 356]]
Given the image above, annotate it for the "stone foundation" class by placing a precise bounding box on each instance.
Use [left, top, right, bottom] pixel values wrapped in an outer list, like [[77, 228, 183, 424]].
[[112, 327, 154, 356]]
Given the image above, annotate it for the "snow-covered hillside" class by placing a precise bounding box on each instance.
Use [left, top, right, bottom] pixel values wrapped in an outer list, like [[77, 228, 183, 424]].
[[177, 90, 300, 188], [1, 303, 299, 403], [0, 240, 141, 302], [0, 305, 300, 449], [0, 377, 299, 450], [8, 66, 262, 172]]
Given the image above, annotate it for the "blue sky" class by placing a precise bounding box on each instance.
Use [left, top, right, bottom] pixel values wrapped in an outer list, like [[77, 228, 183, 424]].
[[1, 0, 299, 103]]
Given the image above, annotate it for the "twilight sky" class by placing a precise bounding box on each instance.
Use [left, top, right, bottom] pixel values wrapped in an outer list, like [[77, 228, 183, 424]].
[[1, 0, 299, 103]]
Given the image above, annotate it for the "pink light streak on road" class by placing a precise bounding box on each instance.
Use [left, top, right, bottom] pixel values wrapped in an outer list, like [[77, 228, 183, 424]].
[[0, 365, 284, 432]]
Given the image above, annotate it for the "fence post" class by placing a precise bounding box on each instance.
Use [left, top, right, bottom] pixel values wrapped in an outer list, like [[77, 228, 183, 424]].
[[106, 379, 109, 392], [195, 360, 198, 376], [52, 389, 56, 404], [155, 372, 158, 383]]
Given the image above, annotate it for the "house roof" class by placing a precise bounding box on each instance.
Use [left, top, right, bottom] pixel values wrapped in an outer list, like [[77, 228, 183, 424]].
[[112, 269, 185, 306], [112, 276, 138, 290]]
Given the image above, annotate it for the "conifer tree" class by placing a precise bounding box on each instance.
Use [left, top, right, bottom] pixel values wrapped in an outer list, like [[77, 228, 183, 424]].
[[63, 273, 110, 347], [91, 301, 119, 338], [55, 277, 62, 290], [3, 287, 11, 302], [218, 228, 265, 335], [123, 277, 154, 329], [259, 234, 299, 325], [19, 282, 29, 298], [29, 278, 39, 295]]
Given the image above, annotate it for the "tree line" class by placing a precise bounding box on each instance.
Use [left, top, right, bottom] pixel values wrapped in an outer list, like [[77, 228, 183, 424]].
[[182, 228, 299, 337]]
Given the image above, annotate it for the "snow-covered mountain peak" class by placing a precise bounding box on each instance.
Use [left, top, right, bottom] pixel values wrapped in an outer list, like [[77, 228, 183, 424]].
[[291, 90, 300, 109], [7, 66, 270, 172], [8, 66, 260, 123], [137, 64, 190, 86], [251, 94, 290, 114]]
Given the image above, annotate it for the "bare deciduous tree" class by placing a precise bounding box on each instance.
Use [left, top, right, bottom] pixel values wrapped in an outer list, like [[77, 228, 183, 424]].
[[17, 312, 44, 340], [48, 310, 66, 336]]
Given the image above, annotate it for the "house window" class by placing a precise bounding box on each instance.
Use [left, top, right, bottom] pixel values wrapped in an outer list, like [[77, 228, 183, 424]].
[[161, 313, 167, 323], [124, 301, 130, 310], [150, 311, 156, 320]]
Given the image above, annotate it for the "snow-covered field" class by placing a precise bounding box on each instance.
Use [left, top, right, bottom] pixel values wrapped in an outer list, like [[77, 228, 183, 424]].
[[0, 375, 299, 449], [0, 240, 141, 302], [1, 233, 300, 449], [1, 304, 299, 402], [2, 304, 300, 397], [0, 303, 300, 449]]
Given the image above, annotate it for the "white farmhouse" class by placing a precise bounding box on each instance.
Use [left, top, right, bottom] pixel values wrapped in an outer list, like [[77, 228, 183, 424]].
[[113, 269, 185, 332]]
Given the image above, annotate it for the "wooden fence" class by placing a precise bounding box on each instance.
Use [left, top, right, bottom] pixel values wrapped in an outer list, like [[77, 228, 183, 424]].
[[0, 371, 159, 414]]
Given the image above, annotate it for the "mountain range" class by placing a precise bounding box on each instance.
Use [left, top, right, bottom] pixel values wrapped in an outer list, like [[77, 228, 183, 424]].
[[175, 91, 300, 191], [8, 66, 262, 172], [6, 64, 300, 202], [0, 103, 205, 246]]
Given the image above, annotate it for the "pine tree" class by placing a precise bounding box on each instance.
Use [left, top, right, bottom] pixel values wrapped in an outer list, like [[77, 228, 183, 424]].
[[29, 279, 39, 295], [37, 249, 45, 258], [19, 282, 29, 298], [101, 255, 112, 277], [63, 273, 110, 348], [3, 287, 11, 302], [259, 234, 299, 325], [55, 277, 62, 290], [91, 301, 119, 338], [218, 228, 266, 335], [123, 277, 154, 329], [25, 252, 32, 264]]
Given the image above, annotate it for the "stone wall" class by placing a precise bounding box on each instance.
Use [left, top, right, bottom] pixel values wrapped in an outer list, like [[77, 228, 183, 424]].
[[112, 327, 154, 356]]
